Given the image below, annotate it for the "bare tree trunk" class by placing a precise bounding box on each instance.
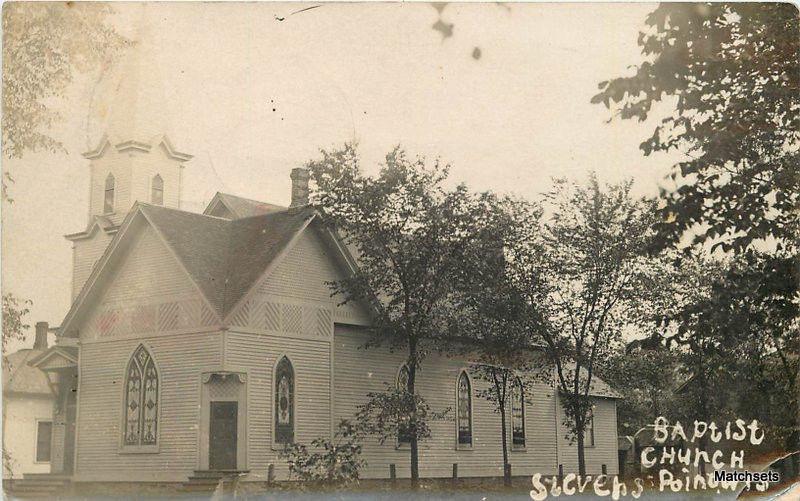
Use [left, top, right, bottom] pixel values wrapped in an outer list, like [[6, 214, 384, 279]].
[[408, 339, 420, 488], [576, 434, 586, 477], [500, 404, 510, 486]]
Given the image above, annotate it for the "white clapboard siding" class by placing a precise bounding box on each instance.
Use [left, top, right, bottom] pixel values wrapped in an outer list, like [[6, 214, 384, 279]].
[[72, 231, 114, 300], [333, 325, 563, 479], [556, 396, 619, 475], [75, 333, 221, 481], [224, 331, 332, 481]]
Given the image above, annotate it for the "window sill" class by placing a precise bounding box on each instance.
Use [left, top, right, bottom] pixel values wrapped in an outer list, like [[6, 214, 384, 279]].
[[395, 443, 411, 451], [456, 444, 473, 451], [511, 446, 527, 452], [33, 460, 51, 465], [119, 445, 159, 454], [271, 443, 293, 452]]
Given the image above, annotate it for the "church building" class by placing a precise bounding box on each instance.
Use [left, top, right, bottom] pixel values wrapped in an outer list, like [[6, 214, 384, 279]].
[[19, 16, 620, 491]]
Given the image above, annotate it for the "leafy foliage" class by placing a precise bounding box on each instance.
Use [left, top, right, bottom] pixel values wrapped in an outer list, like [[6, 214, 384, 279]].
[[592, 3, 799, 253], [280, 420, 366, 485], [307, 143, 489, 483], [508, 175, 660, 475], [2, 293, 31, 353], [2, 2, 129, 201], [354, 384, 449, 446]]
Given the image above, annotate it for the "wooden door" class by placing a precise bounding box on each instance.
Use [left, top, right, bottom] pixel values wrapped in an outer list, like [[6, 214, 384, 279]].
[[209, 401, 238, 470]]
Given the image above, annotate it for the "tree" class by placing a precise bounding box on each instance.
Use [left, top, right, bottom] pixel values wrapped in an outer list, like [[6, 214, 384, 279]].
[[280, 420, 366, 486], [2, 2, 129, 198], [2, 293, 31, 354], [307, 143, 484, 486], [510, 176, 659, 476], [603, 341, 681, 436], [592, 3, 799, 254], [452, 196, 545, 484]]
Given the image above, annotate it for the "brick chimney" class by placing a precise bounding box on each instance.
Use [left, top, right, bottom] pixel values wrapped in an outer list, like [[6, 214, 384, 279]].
[[34, 321, 49, 350], [290, 168, 310, 208]]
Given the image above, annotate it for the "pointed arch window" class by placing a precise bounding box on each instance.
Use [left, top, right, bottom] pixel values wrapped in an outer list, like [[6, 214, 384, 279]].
[[274, 356, 294, 445], [151, 174, 164, 205], [511, 377, 526, 448], [396, 364, 412, 446], [104, 173, 115, 214], [123, 345, 159, 447], [456, 370, 472, 447]]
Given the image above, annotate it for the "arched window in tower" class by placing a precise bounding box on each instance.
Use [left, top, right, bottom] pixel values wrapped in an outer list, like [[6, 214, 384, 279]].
[[151, 174, 164, 205], [123, 344, 159, 447], [456, 370, 472, 447], [511, 377, 526, 448], [274, 356, 294, 445], [104, 173, 115, 214], [396, 363, 412, 446]]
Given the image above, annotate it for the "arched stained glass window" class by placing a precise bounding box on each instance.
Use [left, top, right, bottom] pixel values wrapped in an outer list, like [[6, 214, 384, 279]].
[[151, 174, 164, 205], [457, 371, 472, 446], [274, 356, 294, 445], [511, 378, 526, 448], [104, 173, 115, 214], [397, 364, 412, 446], [123, 345, 159, 446]]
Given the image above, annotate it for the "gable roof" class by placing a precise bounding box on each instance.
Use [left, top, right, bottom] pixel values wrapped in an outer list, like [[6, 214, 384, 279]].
[[2, 349, 52, 396], [60, 201, 322, 335], [64, 214, 119, 241], [140, 204, 315, 316], [203, 192, 287, 219]]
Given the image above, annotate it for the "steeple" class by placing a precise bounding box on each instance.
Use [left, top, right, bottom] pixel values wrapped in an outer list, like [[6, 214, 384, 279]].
[[79, 4, 191, 227], [68, 4, 192, 300]]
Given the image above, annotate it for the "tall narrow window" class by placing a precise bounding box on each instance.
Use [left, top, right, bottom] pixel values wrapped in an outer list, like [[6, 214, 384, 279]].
[[396, 364, 412, 446], [584, 408, 595, 447], [274, 356, 294, 445], [151, 174, 164, 205], [104, 173, 115, 213], [511, 378, 526, 448], [35, 421, 52, 462], [123, 345, 159, 447], [457, 371, 472, 447]]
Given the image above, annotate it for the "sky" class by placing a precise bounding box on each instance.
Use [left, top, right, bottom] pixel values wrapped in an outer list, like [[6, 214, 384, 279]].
[[2, 2, 683, 352]]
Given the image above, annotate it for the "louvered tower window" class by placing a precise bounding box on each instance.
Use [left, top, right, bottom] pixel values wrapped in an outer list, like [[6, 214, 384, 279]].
[[151, 174, 164, 205], [104, 173, 115, 213]]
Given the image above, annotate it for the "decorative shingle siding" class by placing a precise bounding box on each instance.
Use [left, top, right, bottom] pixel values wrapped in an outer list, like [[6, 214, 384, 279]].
[[78, 224, 212, 341]]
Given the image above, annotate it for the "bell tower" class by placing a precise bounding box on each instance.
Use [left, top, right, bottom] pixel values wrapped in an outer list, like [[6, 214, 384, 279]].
[[66, 5, 192, 300]]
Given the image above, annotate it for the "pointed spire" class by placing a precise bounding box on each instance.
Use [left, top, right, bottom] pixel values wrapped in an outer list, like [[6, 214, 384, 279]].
[[84, 4, 188, 158]]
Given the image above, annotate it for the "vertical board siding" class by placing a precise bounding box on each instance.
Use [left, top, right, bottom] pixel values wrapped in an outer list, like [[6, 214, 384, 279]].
[[76, 334, 221, 480], [333, 325, 562, 479], [224, 331, 331, 481]]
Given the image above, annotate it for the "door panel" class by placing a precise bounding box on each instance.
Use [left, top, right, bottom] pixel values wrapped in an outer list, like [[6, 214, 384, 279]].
[[209, 401, 238, 470]]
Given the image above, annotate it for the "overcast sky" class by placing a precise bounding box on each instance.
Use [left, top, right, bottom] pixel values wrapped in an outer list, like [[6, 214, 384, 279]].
[[2, 2, 682, 351]]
